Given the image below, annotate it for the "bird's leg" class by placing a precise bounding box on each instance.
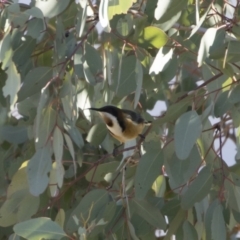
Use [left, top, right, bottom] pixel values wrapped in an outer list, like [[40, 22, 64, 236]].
[[138, 134, 145, 140], [112, 143, 123, 156]]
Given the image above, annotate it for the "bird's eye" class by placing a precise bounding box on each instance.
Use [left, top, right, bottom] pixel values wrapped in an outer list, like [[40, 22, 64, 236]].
[[106, 119, 113, 127]]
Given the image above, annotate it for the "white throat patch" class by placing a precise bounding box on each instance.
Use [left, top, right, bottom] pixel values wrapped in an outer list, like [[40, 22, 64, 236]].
[[100, 112, 123, 136]]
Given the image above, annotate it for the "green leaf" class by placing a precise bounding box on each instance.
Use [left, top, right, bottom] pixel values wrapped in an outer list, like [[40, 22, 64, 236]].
[[205, 199, 218, 240], [27, 147, 52, 196], [135, 145, 164, 199], [12, 36, 36, 68], [0, 125, 28, 144], [18, 67, 53, 102], [13, 217, 67, 240], [127, 220, 140, 240], [149, 47, 173, 75], [55, 209, 65, 228], [174, 110, 202, 160], [116, 14, 133, 37], [8, 4, 29, 28], [188, 4, 211, 39], [35, 107, 56, 149], [229, 84, 240, 104], [224, 179, 240, 212], [0, 162, 39, 227], [83, 60, 96, 85], [63, 120, 84, 148], [55, 17, 66, 59], [66, 189, 109, 232], [132, 199, 166, 229], [165, 145, 201, 190], [0, 191, 39, 227], [183, 220, 198, 240], [85, 161, 119, 182], [53, 127, 64, 188], [2, 62, 20, 109], [211, 205, 226, 240], [164, 208, 185, 239], [154, 0, 188, 22], [161, 198, 181, 217], [64, 133, 75, 164], [33, 0, 70, 18], [229, 172, 240, 187], [85, 42, 103, 75], [197, 28, 225, 66], [137, 26, 168, 49], [53, 127, 64, 163], [26, 18, 44, 39], [25, 7, 44, 19], [214, 91, 232, 117], [86, 123, 107, 146], [99, 0, 110, 29], [152, 175, 166, 198], [76, 2, 87, 38], [112, 55, 137, 97], [0, 29, 12, 69], [49, 163, 58, 197], [108, 0, 136, 20], [181, 166, 213, 209]]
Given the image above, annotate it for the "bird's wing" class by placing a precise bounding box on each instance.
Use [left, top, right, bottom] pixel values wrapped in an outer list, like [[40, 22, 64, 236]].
[[121, 109, 145, 124], [122, 109, 152, 125]]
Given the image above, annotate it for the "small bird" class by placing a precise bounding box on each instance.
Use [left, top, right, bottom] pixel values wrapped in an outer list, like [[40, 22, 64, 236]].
[[89, 105, 151, 143]]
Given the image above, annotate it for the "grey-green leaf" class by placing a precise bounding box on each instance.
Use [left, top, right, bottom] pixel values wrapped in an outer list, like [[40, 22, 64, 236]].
[[86, 123, 107, 146], [33, 0, 70, 19], [27, 147, 52, 196], [211, 205, 226, 240], [132, 199, 166, 230], [183, 220, 198, 240], [0, 125, 28, 144], [66, 189, 109, 232], [174, 110, 202, 160], [181, 166, 213, 209], [2, 62, 21, 109], [135, 146, 164, 199], [13, 217, 67, 240], [18, 67, 53, 102]]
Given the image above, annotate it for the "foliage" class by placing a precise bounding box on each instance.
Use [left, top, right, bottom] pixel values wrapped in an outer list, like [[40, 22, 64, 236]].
[[0, 0, 240, 239]]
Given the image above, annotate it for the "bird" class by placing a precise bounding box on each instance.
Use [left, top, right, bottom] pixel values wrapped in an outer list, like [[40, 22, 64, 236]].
[[88, 105, 152, 143]]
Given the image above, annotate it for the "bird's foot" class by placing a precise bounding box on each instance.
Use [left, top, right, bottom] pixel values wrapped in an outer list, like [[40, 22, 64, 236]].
[[112, 143, 123, 156]]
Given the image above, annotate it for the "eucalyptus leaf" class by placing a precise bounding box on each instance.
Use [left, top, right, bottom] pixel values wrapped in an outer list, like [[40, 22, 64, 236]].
[[66, 189, 110, 232], [86, 123, 108, 146], [137, 26, 168, 49], [108, 0, 136, 20], [135, 147, 164, 199], [183, 220, 198, 240], [2, 62, 20, 109], [174, 111, 202, 160], [132, 198, 166, 230], [211, 204, 226, 240], [181, 166, 213, 209], [33, 0, 70, 18], [27, 147, 52, 196], [18, 67, 53, 102], [0, 125, 28, 144], [13, 217, 67, 240]]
